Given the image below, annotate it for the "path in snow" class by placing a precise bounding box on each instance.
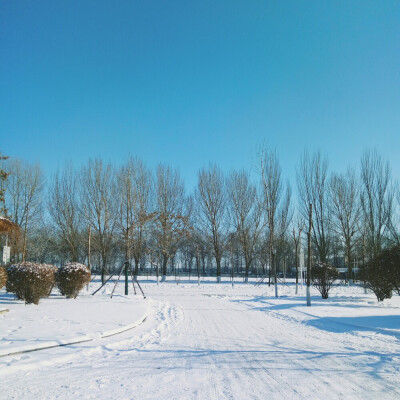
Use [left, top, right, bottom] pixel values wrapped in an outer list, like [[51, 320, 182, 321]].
[[1, 283, 400, 400]]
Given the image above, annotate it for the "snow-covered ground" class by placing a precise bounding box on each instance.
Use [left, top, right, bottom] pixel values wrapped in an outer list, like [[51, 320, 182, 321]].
[[1, 278, 399, 399]]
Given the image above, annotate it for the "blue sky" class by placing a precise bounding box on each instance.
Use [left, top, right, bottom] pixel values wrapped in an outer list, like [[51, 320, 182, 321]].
[[1, 1, 399, 191]]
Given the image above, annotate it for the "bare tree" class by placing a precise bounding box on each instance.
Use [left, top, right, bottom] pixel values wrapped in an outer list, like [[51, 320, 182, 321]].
[[26, 222, 56, 264], [360, 150, 393, 258], [80, 159, 117, 283], [292, 217, 304, 295], [117, 158, 153, 276], [276, 183, 293, 250], [273, 183, 293, 285], [153, 165, 189, 282], [260, 148, 290, 297], [228, 170, 264, 283], [388, 187, 400, 246], [196, 164, 227, 283], [297, 151, 331, 263], [48, 164, 83, 263], [329, 168, 361, 284], [360, 150, 394, 259], [306, 203, 312, 306], [5, 159, 44, 261]]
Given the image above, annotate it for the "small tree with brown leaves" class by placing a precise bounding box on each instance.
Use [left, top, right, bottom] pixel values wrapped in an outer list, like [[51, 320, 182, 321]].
[[56, 262, 91, 299], [7, 262, 57, 304]]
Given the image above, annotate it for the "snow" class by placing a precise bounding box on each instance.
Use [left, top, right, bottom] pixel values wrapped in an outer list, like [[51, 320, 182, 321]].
[[0, 286, 148, 357], [1, 278, 400, 399]]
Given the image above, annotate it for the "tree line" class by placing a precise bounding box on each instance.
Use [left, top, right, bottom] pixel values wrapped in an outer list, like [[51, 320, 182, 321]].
[[1, 148, 399, 291]]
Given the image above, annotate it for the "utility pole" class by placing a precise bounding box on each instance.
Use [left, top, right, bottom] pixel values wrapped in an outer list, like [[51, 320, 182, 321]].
[[196, 245, 200, 286], [88, 225, 91, 270], [87, 225, 91, 290], [307, 203, 312, 306], [273, 250, 278, 297], [125, 226, 130, 295]]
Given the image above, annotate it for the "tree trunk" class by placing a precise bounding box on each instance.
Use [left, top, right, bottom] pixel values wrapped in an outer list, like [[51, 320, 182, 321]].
[[216, 257, 221, 283], [268, 260, 271, 286], [101, 250, 107, 285], [161, 254, 168, 282], [244, 259, 249, 284], [134, 258, 139, 277], [101, 266, 105, 285], [295, 244, 299, 295], [196, 250, 200, 286], [307, 203, 312, 307], [72, 248, 78, 263], [273, 252, 278, 298], [347, 244, 353, 286], [125, 261, 129, 295], [22, 210, 29, 262]]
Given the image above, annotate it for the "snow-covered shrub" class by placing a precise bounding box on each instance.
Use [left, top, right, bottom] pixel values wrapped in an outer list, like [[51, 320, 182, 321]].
[[56, 262, 91, 299], [6, 262, 57, 304], [0, 266, 6, 289], [360, 247, 398, 301], [311, 262, 338, 299]]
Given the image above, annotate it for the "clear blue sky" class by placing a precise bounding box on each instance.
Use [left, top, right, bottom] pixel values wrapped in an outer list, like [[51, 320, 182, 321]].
[[1, 1, 399, 191]]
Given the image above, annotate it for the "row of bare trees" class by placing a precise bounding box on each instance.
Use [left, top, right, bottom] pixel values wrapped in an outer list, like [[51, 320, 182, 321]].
[[1, 148, 399, 287]]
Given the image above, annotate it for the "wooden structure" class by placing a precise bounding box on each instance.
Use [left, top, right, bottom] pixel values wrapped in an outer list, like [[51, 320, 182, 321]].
[[0, 216, 19, 264], [0, 216, 19, 234]]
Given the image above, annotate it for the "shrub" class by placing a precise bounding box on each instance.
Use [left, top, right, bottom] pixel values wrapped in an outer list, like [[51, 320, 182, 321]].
[[383, 246, 400, 295], [5, 268, 15, 294], [45, 265, 58, 296], [360, 246, 399, 301], [56, 262, 91, 299], [0, 266, 6, 289], [6, 262, 57, 304], [311, 262, 339, 299]]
